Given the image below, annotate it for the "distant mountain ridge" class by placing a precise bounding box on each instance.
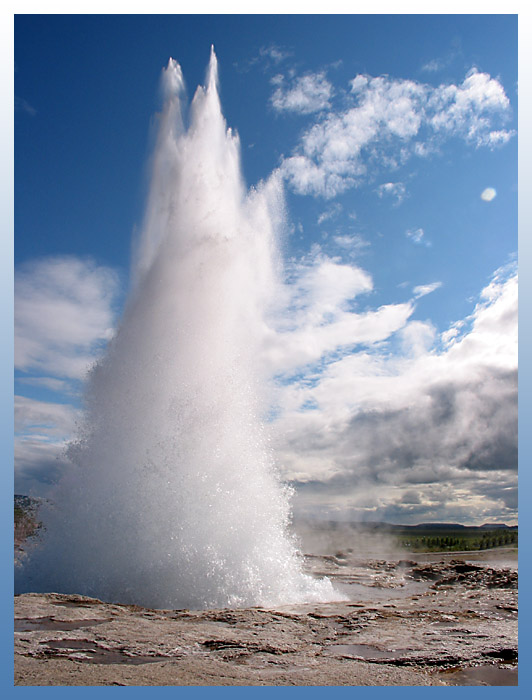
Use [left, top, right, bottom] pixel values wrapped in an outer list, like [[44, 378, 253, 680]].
[[296, 519, 517, 532]]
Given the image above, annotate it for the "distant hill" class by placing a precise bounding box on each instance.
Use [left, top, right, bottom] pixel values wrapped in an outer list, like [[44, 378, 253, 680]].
[[406, 523, 466, 530], [480, 523, 514, 530], [293, 517, 518, 553], [295, 518, 517, 533]]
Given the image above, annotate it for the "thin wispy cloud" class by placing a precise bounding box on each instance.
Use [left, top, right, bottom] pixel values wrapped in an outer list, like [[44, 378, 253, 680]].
[[420, 44, 461, 74], [376, 181, 407, 204], [259, 44, 293, 65], [421, 58, 447, 73], [317, 203, 342, 225], [413, 281, 442, 299], [17, 376, 77, 395], [333, 233, 370, 255], [234, 43, 293, 73], [406, 228, 428, 245], [15, 96, 37, 116]]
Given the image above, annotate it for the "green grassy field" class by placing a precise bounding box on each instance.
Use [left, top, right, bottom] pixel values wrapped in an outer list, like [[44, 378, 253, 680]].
[[394, 526, 518, 553]]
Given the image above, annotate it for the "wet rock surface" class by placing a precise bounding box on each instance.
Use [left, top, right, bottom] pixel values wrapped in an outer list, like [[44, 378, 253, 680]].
[[14, 551, 517, 686]]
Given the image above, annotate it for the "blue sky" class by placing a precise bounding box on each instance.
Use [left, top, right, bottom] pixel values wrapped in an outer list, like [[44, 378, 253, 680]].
[[14, 14, 518, 525]]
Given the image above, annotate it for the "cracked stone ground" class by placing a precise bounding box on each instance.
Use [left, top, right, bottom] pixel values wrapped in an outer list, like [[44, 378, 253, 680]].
[[14, 552, 517, 686]]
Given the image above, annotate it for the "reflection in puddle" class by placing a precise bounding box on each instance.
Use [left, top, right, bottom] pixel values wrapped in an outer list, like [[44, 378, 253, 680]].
[[324, 643, 407, 660], [43, 639, 168, 665], [333, 580, 428, 602], [441, 664, 518, 686], [15, 617, 109, 632]]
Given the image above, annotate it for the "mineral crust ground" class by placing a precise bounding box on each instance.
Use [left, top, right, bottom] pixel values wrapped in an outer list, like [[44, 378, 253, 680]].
[[14, 550, 517, 686]]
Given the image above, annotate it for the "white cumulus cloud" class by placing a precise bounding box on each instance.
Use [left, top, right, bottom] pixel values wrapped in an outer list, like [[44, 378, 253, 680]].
[[271, 71, 333, 114], [280, 68, 514, 198], [269, 264, 517, 524], [15, 256, 121, 382], [481, 187, 497, 201], [261, 250, 413, 377]]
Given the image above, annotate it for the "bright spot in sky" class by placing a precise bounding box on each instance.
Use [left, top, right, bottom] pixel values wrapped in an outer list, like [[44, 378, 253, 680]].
[[481, 187, 497, 201]]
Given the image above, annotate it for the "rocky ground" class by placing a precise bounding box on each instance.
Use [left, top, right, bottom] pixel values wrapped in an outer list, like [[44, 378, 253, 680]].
[[14, 549, 517, 686]]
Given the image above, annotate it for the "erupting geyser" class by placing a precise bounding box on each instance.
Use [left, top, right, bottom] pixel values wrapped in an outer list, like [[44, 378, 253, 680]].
[[16, 49, 337, 609]]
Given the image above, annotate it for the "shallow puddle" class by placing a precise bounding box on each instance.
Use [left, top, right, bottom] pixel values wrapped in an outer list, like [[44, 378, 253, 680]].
[[333, 579, 428, 602], [42, 639, 169, 665], [15, 617, 109, 632], [323, 643, 407, 660], [440, 664, 518, 686]]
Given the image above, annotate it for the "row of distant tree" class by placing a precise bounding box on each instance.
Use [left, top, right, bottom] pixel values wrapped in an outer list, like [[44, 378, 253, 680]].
[[399, 529, 518, 552]]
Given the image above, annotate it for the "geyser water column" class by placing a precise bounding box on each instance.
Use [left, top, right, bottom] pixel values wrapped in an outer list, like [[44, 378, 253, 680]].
[[16, 49, 337, 610]]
